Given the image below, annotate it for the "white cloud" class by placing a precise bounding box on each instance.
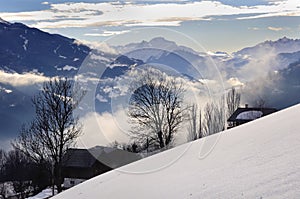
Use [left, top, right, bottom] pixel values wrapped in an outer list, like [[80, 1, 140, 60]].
[[84, 33, 109, 37], [227, 77, 244, 87], [248, 27, 260, 31], [267, 26, 283, 31], [41, 1, 49, 5], [85, 30, 130, 37], [0, 0, 299, 29], [0, 70, 49, 87], [78, 110, 130, 149], [74, 40, 117, 54]]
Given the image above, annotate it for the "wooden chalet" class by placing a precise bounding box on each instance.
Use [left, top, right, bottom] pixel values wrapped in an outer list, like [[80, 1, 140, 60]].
[[62, 146, 141, 188], [227, 105, 277, 129]]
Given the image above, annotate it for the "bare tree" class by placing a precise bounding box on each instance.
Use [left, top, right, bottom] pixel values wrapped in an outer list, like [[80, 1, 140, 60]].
[[0, 149, 6, 182], [254, 96, 267, 108], [226, 87, 241, 119], [5, 149, 32, 199], [203, 102, 213, 136], [0, 184, 6, 199], [187, 104, 198, 141], [187, 104, 203, 142], [0, 149, 7, 199], [203, 99, 225, 136], [13, 78, 85, 193], [128, 68, 187, 151]]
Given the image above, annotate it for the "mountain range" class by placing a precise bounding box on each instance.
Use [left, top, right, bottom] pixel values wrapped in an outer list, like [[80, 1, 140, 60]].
[[1, 19, 300, 148], [0, 19, 91, 77]]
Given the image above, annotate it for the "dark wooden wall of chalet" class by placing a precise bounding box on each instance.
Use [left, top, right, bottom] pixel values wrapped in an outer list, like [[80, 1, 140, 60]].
[[63, 161, 112, 179]]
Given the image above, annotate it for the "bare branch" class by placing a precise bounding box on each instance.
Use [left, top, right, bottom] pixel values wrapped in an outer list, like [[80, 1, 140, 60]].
[[128, 68, 187, 151]]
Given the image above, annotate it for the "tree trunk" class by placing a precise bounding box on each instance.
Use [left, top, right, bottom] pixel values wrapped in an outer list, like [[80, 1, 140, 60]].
[[158, 131, 164, 148]]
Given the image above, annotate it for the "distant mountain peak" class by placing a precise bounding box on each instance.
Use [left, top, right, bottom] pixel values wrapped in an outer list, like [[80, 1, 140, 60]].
[[262, 37, 300, 45], [149, 37, 175, 44], [149, 36, 166, 42], [116, 36, 202, 61], [278, 36, 290, 42], [234, 36, 300, 57], [276, 36, 299, 43]]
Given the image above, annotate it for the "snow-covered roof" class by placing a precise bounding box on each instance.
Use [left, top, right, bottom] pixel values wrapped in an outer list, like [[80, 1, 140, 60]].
[[236, 110, 263, 120], [53, 104, 300, 198]]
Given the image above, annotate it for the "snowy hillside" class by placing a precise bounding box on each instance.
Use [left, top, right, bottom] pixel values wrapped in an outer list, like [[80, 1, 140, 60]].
[[53, 104, 300, 198]]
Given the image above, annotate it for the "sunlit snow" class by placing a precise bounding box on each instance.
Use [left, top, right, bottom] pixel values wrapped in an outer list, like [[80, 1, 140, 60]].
[[53, 104, 300, 199]]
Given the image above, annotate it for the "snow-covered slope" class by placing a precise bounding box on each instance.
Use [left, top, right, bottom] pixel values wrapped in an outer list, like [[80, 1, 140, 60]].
[[53, 104, 300, 198]]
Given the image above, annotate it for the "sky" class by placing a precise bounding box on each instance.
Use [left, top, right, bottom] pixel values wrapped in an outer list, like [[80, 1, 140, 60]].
[[0, 0, 300, 53]]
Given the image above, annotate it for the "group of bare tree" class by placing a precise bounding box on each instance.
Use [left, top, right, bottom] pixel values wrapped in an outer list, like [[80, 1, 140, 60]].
[[0, 148, 50, 199], [186, 101, 224, 142], [187, 104, 203, 141], [186, 87, 241, 142], [127, 67, 242, 152], [11, 78, 85, 195]]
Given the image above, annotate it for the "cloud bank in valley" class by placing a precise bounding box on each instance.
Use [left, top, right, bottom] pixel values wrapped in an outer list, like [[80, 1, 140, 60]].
[[0, 70, 49, 87], [78, 110, 130, 149]]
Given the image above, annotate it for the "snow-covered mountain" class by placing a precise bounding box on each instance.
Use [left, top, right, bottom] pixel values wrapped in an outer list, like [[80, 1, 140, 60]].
[[115, 37, 223, 80], [52, 103, 300, 199], [270, 60, 300, 108], [221, 37, 300, 79], [116, 37, 300, 111], [116, 37, 203, 58], [115, 36, 300, 83], [0, 19, 144, 141], [0, 18, 90, 76], [0, 19, 89, 141], [226, 38, 300, 109], [235, 37, 300, 57]]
